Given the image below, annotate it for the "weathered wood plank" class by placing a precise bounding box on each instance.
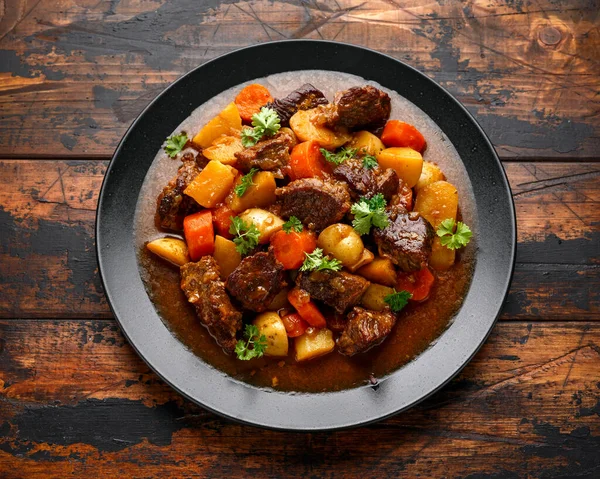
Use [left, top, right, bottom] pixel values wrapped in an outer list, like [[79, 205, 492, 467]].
[[0, 0, 598, 159], [0, 160, 598, 319], [0, 320, 598, 478]]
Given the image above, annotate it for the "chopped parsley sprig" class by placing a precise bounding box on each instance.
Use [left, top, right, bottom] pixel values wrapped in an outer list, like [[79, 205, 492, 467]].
[[436, 218, 473, 250], [164, 132, 188, 158], [282, 216, 303, 233], [229, 216, 260, 255], [234, 168, 258, 197], [350, 193, 390, 235], [300, 248, 342, 272], [235, 324, 268, 360], [362, 154, 378, 169], [320, 147, 356, 166], [241, 107, 281, 147], [384, 290, 412, 312]]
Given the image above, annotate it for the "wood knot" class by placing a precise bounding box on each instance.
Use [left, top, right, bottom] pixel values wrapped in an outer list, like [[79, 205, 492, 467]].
[[538, 26, 562, 47]]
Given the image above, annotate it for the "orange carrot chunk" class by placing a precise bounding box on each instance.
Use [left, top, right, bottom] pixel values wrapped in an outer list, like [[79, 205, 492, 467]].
[[396, 266, 435, 302], [212, 204, 235, 239], [381, 120, 427, 153], [281, 313, 309, 338], [288, 287, 327, 329], [235, 84, 274, 123], [288, 140, 331, 180], [270, 230, 317, 270], [183, 210, 215, 261]]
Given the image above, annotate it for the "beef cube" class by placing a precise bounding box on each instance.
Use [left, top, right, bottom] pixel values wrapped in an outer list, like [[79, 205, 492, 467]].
[[226, 252, 287, 312], [266, 84, 329, 127], [332, 157, 399, 201], [373, 206, 434, 272], [234, 130, 294, 177], [276, 178, 351, 231], [156, 153, 202, 231], [180, 257, 242, 353], [337, 307, 397, 356], [314, 86, 391, 131], [296, 270, 370, 314]]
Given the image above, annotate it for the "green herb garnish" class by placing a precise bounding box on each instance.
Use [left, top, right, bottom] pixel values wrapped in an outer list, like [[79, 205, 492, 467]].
[[436, 218, 473, 250], [362, 154, 378, 170], [282, 216, 303, 233], [241, 107, 281, 147], [164, 132, 188, 158], [350, 193, 390, 235], [300, 248, 342, 272], [320, 147, 357, 166], [234, 168, 258, 197], [235, 324, 268, 360], [229, 216, 260, 255], [384, 290, 412, 312]]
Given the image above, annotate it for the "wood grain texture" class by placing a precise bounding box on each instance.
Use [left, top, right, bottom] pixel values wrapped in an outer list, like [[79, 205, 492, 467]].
[[1, 159, 597, 320], [0, 0, 598, 159], [0, 320, 599, 478]]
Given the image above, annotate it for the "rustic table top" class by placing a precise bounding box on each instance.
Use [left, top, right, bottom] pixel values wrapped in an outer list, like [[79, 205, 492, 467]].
[[1, 0, 599, 477]]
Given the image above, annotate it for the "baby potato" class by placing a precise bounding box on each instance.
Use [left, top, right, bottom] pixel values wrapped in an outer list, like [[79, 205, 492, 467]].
[[289, 109, 352, 149], [294, 327, 335, 362], [348, 130, 385, 156], [415, 162, 445, 192], [317, 223, 364, 267], [146, 237, 190, 266], [347, 248, 374, 273], [237, 208, 284, 244], [361, 284, 395, 312], [253, 312, 289, 357]]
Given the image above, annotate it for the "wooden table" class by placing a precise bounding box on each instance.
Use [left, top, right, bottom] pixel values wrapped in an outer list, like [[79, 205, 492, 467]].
[[1, 1, 598, 477]]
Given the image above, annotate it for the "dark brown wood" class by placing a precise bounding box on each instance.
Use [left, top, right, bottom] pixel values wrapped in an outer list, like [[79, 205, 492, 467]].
[[0, 0, 598, 159], [1, 160, 597, 320], [0, 320, 598, 478]]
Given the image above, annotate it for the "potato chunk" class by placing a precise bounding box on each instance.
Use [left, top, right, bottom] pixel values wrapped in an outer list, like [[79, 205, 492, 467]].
[[146, 237, 190, 266], [415, 162, 446, 192], [202, 136, 243, 166], [357, 257, 397, 286], [294, 328, 335, 362], [361, 283, 395, 312], [376, 147, 423, 188], [237, 208, 284, 244], [183, 160, 236, 208], [213, 235, 241, 278], [192, 102, 242, 149], [253, 312, 289, 357], [348, 130, 385, 156], [227, 171, 277, 213], [289, 109, 352, 149]]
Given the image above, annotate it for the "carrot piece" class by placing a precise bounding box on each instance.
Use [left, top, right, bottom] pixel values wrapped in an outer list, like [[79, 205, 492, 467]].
[[270, 230, 317, 270], [212, 204, 235, 239], [381, 120, 427, 153], [396, 266, 435, 302], [235, 84, 274, 123], [183, 210, 215, 261], [287, 288, 327, 329], [288, 140, 331, 180], [281, 313, 309, 338]]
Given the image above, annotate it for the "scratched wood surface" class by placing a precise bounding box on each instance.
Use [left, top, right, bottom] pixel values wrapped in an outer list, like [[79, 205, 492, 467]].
[[0, 0, 599, 478]]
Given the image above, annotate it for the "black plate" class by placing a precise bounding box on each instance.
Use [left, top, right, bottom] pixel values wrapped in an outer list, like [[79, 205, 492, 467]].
[[96, 40, 516, 431]]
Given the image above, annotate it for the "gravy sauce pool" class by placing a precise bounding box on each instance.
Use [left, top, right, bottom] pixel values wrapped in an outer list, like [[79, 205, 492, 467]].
[[135, 70, 477, 393]]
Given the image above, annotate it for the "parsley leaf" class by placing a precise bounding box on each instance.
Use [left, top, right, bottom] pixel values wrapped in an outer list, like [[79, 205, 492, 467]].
[[384, 290, 412, 312], [164, 133, 188, 158], [300, 248, 342, 272], [235, 324, 268, 360], [350, 193, 390, 235], [282, 216, 303, 233], [241, 107, 281, 147], [320, 147, 357, 166], [436, 218, 473, 250], [362, 154, 378, 169], [229, 216, 260, 255], [234, 168, 258, 197]]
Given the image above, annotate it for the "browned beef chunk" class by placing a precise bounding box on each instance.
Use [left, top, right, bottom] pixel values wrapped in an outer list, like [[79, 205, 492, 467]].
[[314, 86, 391, 131], [156, 153, 202, 231], [226, 252, 287, 312], [332, 157, 399, 201], [276, 178, 351, 231], [296, 270, 370, 314], [373, 206, 434, 272], [234, 130, 294, 177], [266, 84, 329, 127], [337, 307, 397, 356], [180, 257, 242, 353]]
